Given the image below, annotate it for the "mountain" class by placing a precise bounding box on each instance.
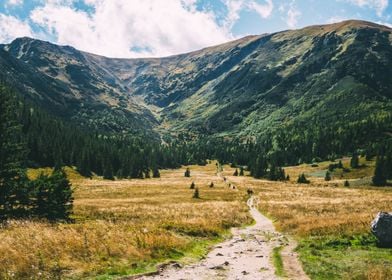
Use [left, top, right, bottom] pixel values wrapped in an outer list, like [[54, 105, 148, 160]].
[[1, 20, 392, 143]]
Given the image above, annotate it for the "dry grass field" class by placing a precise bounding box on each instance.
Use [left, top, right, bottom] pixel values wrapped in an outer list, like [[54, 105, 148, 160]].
[[1, 158, 391, 279], [225, 157, 392, 280], [0, 163, 251, 279]]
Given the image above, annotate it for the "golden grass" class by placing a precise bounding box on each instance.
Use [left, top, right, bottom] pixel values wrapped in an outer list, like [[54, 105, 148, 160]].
[[0, 163, 251, 279], [222, 160, 391, 237], [223, 161, 392, 280], [3, 159, 391, 279]]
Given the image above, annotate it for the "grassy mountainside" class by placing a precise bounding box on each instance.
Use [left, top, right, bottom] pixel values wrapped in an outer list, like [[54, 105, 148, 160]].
[[86, 20, 392, 139], [0, 38, 157, 134], [1, 20, 392, 144]]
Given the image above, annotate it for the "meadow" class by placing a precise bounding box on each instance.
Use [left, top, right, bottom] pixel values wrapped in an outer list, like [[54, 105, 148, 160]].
[[1, 158, 391, 279], [0, 163, 251, 279], [226, 157, 392, 280]]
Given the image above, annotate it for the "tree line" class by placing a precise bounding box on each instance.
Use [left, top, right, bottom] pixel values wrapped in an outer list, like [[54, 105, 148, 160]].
[[0, 86, 72, 221]]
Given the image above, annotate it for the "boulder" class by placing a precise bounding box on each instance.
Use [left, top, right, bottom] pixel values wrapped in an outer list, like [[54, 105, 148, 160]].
[[371, 212, 392, 248]]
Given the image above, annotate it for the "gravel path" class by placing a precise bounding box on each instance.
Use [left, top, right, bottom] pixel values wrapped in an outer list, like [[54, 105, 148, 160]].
[[130, 195, 308, 280]]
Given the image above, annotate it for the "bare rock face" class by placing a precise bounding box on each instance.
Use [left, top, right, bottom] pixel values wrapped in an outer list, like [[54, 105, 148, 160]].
[[371, 212, 392, 248]]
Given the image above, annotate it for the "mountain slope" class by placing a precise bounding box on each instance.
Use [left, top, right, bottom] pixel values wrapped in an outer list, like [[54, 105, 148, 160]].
[[1, 20, 392, 141], [0, 38, 158, 134], [85, 20, 392, 138]]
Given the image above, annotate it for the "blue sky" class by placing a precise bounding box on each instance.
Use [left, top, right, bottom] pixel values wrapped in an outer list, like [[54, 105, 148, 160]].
[[0, 0, 391, 57]]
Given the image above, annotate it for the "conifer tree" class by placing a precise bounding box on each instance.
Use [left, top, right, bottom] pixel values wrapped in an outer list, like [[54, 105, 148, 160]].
[[152, 167, 160, 178], [239, 167, 244, 176], [297, 173, 310, 184], [184, 168, 191, 177], [32, 169, 73, 221], [0, 87, 29, 220], [338, 160, 343, 169], [344, 180, 350, 187], [192, 187, 200, 199], [190, 182, 195, 189], [373, 155, 387, 186], [325, 171, 331, 181], [103, 162, 115, 180], [350, 152, 359, 168], [233, 169, 239, 176]]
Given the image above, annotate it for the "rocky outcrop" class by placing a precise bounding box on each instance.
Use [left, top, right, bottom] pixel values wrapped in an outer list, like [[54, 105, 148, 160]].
[[371, 212, 392, 248]]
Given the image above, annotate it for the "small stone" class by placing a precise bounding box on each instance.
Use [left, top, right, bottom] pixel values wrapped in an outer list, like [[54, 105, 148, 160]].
[[210, 265, 225, 270], [216, 253, 224, 256]]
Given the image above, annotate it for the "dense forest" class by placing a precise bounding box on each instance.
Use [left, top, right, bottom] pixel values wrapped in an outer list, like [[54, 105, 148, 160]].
[[3, 79, 392, 178]]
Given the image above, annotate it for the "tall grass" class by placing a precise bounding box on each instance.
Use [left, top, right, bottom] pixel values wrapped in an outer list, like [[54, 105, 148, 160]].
[[0, 163, 251, 279]]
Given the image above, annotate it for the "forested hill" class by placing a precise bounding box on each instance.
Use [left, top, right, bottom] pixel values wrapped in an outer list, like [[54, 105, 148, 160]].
[[1, 20, 392, 166]]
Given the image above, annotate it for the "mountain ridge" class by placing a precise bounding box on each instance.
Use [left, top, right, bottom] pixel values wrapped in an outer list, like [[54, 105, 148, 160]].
[[1, 20, 392, 141]]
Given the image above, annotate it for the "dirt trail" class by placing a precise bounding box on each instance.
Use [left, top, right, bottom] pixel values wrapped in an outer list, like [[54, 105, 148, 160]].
[[131, 193, 308, 280]]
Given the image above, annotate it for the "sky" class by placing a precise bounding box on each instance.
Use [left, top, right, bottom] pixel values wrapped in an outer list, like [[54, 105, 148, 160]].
[[0, 0, 391, 58]]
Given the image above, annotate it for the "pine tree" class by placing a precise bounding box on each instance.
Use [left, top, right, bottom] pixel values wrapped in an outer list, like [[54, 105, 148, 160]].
[[350, 152, 359, 169], [239, 167, 244, 176], [103, 162, 115, 180], [192, 187, 200, 199], [152, 167, 160, 178], [233, 169, 239, 176], [373, 155, 387, 186], [184, 168, 191, 177], [297, 173, 310, 184], [325, 171, 331, 181], [0, 87, 29, 220], [209, 182, 214, 188], [32, 169, 73, 221], [344, 180, 350, 187], [190, 182, 195, 189], [385, 152, 392, 180], [338, 160, 343, 169]]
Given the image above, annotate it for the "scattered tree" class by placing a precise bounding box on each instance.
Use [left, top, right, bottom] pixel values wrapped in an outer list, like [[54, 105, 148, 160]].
[[344, 180, 350, 187], [297, 173, 310, 184], [190, 182, 195, 189], [239, 167, 244, 176], [184, 168, 191, 177], [192, 187, 200, 199], [373, 154, 387, 186], [233, 169, 239, 176], [209, 182, 214, 188], [350, 152, 359, 169], [325, 171, 331, 181]]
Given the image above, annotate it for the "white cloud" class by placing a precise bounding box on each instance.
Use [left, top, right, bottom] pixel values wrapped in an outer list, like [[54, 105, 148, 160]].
[[7, 0, 23, 6], [248, 0, 274, 18], [345, 0, 388, 16], [376, 21, 392, 27], [30, 0, 235, 58], [286, 4, 301, 28], [0, 14, 33, 43], [223, 0, 274, 29], [327, 16, 349, 23]]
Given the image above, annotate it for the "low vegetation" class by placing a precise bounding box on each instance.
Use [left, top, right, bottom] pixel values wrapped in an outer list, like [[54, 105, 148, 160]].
[[0, 164, 251, 279], [232, 157, 392, 280]]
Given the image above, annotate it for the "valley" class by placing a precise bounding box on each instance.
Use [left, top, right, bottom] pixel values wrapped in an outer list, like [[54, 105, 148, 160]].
[[0, 18, 392, 280], [1, 160, 391, 279]]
